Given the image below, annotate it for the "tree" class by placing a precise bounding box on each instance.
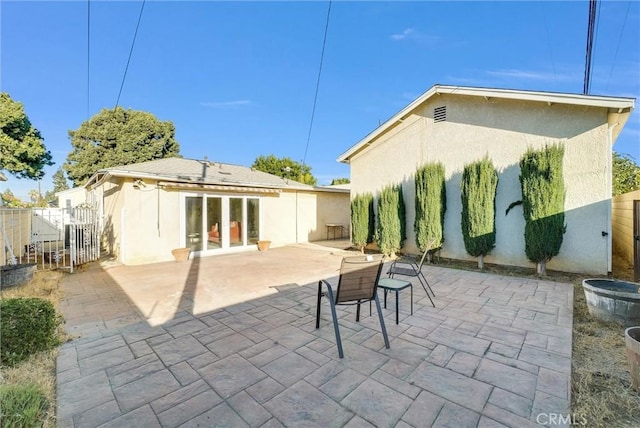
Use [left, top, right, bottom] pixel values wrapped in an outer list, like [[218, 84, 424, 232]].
[[52, 167, 69, 193], [0, 92, 53, 179], [252, 155, 317, 185], [461, 157, 498, 269], [64, 107, 180, 186], [330, 178, 350, 185], [613, 152, 640, 196], [350, 193, 375, 253], [414, 163, 447, 257], [1, 189, 26, 208], [376, 184, 405, 257], [520, 145, 566, 275]]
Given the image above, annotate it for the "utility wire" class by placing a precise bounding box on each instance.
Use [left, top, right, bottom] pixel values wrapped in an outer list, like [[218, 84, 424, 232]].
[[302, 0, 332, 167], [115, 0, 146, 109], [583, 0, 597, 94], [606, 1, 631, 91], [87, 0, 90, 118], [540, 1, 557, 83]]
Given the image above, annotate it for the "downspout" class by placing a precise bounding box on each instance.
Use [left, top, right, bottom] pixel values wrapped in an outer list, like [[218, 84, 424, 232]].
[[606, 121, 619, 273]]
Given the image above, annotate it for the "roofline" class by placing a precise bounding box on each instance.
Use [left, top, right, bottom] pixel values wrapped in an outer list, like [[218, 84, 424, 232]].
[[337, 84, 636, 163], [84, 168, 318, 192]]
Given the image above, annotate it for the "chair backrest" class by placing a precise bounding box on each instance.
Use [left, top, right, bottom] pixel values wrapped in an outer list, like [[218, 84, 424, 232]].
[[417, 238, 437, 269], [335, 255, 384, 304]]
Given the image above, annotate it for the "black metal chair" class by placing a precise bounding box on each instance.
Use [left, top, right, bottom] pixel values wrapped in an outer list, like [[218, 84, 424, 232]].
[[315, 255, 390, 358], [388, 240, 436, 308]]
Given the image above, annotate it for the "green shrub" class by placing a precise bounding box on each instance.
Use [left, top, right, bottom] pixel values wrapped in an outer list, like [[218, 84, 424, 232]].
[[414, 162, 447, 252], [0, 298, 61, 367], [519, 144, 566, 275], [0, 384, 47, 428], [376, 184, 406, 256], [350, 193, 375, 252], [461, 157, 499, 268]]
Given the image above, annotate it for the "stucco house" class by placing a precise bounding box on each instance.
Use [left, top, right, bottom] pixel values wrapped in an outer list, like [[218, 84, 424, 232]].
[[62, 158, 350, 265], [338, 85, 635, 275]]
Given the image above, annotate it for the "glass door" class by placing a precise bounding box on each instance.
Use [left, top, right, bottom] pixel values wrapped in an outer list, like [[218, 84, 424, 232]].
[[206, 197, 223, 250], [183, 194, 261, 252], [185, 196, 203, 251]]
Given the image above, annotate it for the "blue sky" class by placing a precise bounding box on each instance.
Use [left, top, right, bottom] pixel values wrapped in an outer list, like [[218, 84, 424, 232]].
[[1, 1, 639, 201]]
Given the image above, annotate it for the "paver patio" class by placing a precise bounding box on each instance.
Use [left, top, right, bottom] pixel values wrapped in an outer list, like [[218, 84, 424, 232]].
[[56, 243, 573, 427]]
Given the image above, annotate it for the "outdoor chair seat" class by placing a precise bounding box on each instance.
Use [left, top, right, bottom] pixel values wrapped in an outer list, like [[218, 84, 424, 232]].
[[315, 255, 390, 358]]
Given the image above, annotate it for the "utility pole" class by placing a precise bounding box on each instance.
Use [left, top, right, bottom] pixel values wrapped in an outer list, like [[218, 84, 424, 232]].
[[583, 0, 597, 95]]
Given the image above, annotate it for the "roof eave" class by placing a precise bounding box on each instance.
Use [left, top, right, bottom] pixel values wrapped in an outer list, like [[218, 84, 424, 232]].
[[338, 84, 635, 163]]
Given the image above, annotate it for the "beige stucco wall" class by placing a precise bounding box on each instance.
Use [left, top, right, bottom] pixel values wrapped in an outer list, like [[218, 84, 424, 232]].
[[262, 190, 350, 245], [349, 94, 612, 274], [612, 189, 640, 265], [97, 178, 349, 265]]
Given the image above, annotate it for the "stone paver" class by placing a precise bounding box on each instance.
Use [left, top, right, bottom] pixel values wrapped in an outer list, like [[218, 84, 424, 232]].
[[56, 242, 574, 427]]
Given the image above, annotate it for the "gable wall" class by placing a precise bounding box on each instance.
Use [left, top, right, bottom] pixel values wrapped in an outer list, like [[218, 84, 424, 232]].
[[349, 94, 611, 274]]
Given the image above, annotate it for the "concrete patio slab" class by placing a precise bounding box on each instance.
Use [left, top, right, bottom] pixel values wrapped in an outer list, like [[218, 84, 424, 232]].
[[56, 242, 574, 427]]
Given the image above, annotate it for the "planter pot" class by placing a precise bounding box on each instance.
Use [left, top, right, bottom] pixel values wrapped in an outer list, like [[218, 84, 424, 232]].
[[581, 279, 640, 327], [171, 248, 191, 262], [625, 326, 640, 391], [0, 263, 37, 289], [257, 240, 271, 251]]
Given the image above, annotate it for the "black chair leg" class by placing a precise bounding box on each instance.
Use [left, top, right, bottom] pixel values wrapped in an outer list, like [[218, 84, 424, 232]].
[[373, 294, 390, 349], [315, 281, 323, 329], [417, 275, 436, 307], [324, 283, 344, 358]]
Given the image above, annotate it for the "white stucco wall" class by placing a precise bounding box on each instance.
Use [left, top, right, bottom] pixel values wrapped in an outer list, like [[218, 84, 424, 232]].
[[97, 179, 349, 265], [349, 94, 612, 274]]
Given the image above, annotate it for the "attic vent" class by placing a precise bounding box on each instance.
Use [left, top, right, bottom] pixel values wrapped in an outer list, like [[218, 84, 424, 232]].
[[434, 106, 447, 123]]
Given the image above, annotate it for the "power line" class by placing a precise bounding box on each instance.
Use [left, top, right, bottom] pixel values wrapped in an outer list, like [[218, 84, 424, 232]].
[[539, 1, 557, 83], [606, 1, 631, 91], [115, 0, 146, 109], [302, 0, 332, 167]]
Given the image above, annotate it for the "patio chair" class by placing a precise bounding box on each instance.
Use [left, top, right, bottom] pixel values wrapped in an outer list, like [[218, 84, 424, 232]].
[[388, 239, 436, 307], [315, 255, 390, 358]]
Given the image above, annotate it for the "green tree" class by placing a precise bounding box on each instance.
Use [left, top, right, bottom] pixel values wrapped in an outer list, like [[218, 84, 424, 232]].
[[376, 184, 405, 257], [0, 93, 53, 179], [520, 145, 566, 275], [252, 155, 317, 186], [52, 167, 69, 193], [350, 193, 374, 253], [414, 163, 447, 256], [613, 152, 640, 196], [64, 107, 180, 186], [330, 178, 350, 185], [461, 157, 498, 269], [0, 189, 26, 208]]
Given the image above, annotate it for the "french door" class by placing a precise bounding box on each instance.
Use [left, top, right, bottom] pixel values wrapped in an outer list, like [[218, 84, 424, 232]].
[[183, 194, 260, 253]]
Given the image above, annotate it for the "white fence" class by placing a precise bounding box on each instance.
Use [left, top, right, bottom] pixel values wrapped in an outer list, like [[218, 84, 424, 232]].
[[1, 207, 100, 273]]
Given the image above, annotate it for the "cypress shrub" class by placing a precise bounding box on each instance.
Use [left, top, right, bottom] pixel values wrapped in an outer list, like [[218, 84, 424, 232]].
[[350, 193, 375, 253], [376, 184, 405, 256], [461, 157, 499, 268], [414, 163, 447, 254], [0, 298, 62, 367], [519, 144, 566, 275]]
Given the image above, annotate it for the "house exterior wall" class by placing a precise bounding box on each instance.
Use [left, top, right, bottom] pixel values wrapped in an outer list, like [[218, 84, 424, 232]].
[[612, 189, 640, 266], [349, 94, 611, 274], [97, 179, 350, 265], [261, 190, 350, 245]]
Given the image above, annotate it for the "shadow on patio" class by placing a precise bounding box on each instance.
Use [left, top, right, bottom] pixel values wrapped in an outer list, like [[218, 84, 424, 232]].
[[56, 243, 574, 427]]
